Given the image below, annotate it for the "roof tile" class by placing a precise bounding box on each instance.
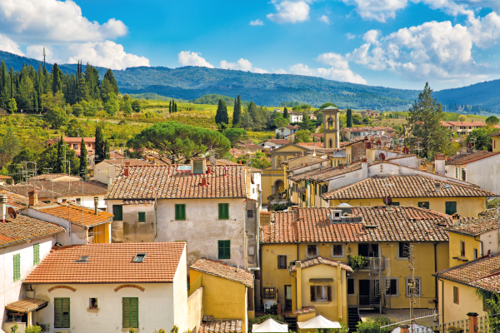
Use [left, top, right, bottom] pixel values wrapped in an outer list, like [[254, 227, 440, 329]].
[[191, 258, 253, 288]]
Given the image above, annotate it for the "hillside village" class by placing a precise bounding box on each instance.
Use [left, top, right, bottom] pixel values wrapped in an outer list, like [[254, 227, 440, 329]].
[[1, 69, 500, 333]]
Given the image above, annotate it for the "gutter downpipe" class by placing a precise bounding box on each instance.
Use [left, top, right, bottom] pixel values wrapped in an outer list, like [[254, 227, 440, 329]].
[[473, 236, 484, 257], [434, 243, 438, 301]]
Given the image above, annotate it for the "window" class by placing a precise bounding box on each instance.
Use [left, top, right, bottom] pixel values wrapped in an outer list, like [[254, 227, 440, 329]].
[[310, 285, 332, 302], [329, 139, 333, 148], [453, 286, 459, 304], [322, 184, 328, 194], [332, 244, 344, 257], [13, 253, 20, 281], [462, 169, 467, 181], [398, 242, 410, 259], [133, 253, 146, 263], [263, 287, 276, 299], [247, 209, 254, 218], [76, 255, 89, 263], [113, 205, 123, 221], [405, 277, 421, 297], [122, 297, 139, 329], [348, 279, 355, 295], [73, 144, 78, 149], [278, 255, 287, 269], [193, 160, 203, 174], [76, 198, 81, 205], [456, 168, 458, 179], [33, 244, 40, 265], [460, 241, 465, 257], [175, 204, 186, 221], [391, 202, 400, 206], [386, 278, 399, 296], [474, 249, 478, 259], [218, 240, 231, 259], [138, 212, 146, 223], [54, 297, 70, 328], [445, 202, 457, 215], [89, 298, 98, 309], [358, 244, 379, 257], [418, 202, 429, 209], [218, 203, 229, 220], [306, 245, 318, 257]]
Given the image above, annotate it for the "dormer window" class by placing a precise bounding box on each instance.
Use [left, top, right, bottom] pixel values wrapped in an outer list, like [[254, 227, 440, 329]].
[[133, 253, 146, 263], [76, 256, 89, 263], [193, 160, 203, 174]]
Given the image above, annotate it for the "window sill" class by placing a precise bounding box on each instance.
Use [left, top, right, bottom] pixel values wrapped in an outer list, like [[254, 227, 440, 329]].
[[313, 300, 330, 303], [87, 307, 100, 313], [397, 257, 410, 261], [331, 255, 345, 258]]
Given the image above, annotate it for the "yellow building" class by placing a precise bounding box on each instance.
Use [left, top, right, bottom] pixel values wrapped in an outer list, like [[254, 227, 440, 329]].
[[260, 206, 452, 328], [190, 258, 254, 333], [323, 106, 340, 149], [489, 131, 500, 152], [322, 174, 494, 217]]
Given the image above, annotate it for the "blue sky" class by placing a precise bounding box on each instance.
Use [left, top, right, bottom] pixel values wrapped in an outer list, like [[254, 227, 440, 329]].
[[1, 0, 500, 90]]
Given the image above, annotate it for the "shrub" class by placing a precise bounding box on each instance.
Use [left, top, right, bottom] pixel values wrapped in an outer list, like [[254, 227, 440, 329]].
[[348, 254, 369, 270], [447, 327, 464, 333], [356, 316, 392, 333]]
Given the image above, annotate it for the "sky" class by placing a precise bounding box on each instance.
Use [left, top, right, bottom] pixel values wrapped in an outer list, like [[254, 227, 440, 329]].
[[2, 0, 500, 90]]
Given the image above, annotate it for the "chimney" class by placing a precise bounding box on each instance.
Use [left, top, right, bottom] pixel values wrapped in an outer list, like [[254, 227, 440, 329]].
[[28, 190, 38, 207], [435, 153, 446, 175], [452, 213, 461, 225], [94, 197, 99, 215], [224, 167, 228, 177], [199, 178, 208, 186], [361, 158, 368, 179], [435, 183, 441, 192], [0, 194, 6, 222]]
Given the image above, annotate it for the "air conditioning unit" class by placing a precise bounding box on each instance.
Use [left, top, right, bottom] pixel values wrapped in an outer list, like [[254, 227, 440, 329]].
[[54, 330, 70, 333]]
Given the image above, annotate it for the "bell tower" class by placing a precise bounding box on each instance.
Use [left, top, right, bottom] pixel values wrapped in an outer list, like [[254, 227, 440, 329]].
[[322, 106, 340, 149]]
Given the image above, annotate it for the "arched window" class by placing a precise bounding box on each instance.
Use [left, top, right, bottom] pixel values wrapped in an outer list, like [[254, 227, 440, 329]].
[[327, 117, 334, 130], [329, 138, 333, 148]]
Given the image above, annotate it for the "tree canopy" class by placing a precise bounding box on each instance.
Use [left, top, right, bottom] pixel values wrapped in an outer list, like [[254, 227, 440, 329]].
[[486, 116, 499, 126], [223, 128, 247, 147], [127, 122, 231, 160]]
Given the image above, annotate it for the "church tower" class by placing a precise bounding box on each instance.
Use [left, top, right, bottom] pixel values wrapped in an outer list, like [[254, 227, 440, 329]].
[[322, 106, 340, 149]]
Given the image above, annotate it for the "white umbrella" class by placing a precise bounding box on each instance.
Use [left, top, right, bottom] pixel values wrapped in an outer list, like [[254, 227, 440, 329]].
[[252, 318, 289, 333], [297, 314, 342, 329], [391, 324, 432, 333]]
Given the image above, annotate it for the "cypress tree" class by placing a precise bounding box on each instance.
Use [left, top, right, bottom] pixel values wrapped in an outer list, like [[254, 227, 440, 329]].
[[52, 63, 62, 94], [215, 99, 229, 125], [80, 137, 88, 180], [103, 69, 119, 95], [56, 136, 66, 174], [33, 91, 38, 112], [233, 95, 242, 126], [168, 100, 172, 113], [95, 125, 105, 164], [283, 107, 289, 119], [175, 101, 178, 112], [346, 108, 353, 128], [9, 67, 14, 99], [104, 139, 110, 157]]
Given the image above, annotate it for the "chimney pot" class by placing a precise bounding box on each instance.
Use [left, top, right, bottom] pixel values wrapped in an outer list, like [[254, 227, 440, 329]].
[[0, 194, 6, 222], [94, 197, 99, 215], [28, 190, 38, 207], [124, 168, 129, 177]]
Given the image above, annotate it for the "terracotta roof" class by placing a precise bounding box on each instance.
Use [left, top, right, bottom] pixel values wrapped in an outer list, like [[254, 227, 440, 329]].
[[286, 125, 299, 130], [240, 144, 261, 149], [291, 163, 362, 182], [6, 298, 48, 313], [290, 256, 353, 273], [29, 174, 81, 181], [294, 306, 316, 315], [35, 203, 113, 227], [321, 175, 494, 200], [436, 254, 500, 293], [441, 121, 453, 127], [262, 206, 452, 244], [342, 127, 394, 133], [0, 190, 28, 209], [265, 139, 292, 144], [446, 151, 500, 165], [199, 319, 242, 333], [4, 180, 107, 198], [445, 121, 486, 127], [47, 137, 95, 144], [297, 142, 324, 148], [0, 175, 13, 179], [106, 165, 247, 200], [446, 217, 500, 237], [191, 258, 253, 288], [24, 242, 186, 284], [0, 215, 64, 247], [100, 159, 152, 167]]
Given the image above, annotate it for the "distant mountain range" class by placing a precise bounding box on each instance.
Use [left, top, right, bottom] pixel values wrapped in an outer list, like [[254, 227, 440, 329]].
[[1, 50, 499, 112]]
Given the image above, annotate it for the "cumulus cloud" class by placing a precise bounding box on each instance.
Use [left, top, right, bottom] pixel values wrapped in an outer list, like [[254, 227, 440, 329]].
[[267, 1, 310, 24], [341, 0, 407, 22], [346, 33, 357, 39], [178, 51, 214, 68], [0, 33, 24, 56], [318, 15, 330, 24], [249, 19, 265, 26], [0, 0, 127, 44], [288, 52, 367, 84], [220, 58, 268, 73]]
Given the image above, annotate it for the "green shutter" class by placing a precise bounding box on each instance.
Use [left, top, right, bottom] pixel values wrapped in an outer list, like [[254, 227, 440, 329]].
[[113, 205, 123, 221], [218, 240, 230, 259], [54, 297, 70, 328], [175, 204, 186, 220], [138, 212, 146, 223], [13, 253, 20, 281], [123, 297, 138, 328], [33, 244, 40, 265], [446, 202, 457, 215], [219, 203, 229, 219]]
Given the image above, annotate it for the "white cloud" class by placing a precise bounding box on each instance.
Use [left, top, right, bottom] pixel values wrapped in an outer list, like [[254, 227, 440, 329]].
[[249, 19, 264, 26], [288, 52, 367, 84], [178, 51, 214, 68], [318, 15, 330, 25], [346, 33, 357, 39], [267, 1, 310, 24], [219, 58, 269, 73], [0, 0, 127, 44], [0, 33, 24, 56], [341, 0, 408, 22], [469, 11, 500, 48]]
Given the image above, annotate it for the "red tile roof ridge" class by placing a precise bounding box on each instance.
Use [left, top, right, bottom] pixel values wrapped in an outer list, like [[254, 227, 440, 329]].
[[289, 256, 353, 273], [191, 258, 253, 288]]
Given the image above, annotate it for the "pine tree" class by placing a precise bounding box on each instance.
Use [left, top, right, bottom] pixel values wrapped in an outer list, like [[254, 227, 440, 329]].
[[241, 110, 252, 130], [33, 91, 38, 112], [103, 69, 119, 95], [233, 95, 242, 126], [215, 99, 229, 125], [346, 108, 353, 128], [9, 67, 14, 99], [52, 63, 63, 94], [95, 125, 105, 164], [79, 137, 88, 180], [283, 107, 289, 119], [104, 139, 110, 157]]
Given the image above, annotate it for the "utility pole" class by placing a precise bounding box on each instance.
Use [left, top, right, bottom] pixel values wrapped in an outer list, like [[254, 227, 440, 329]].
[[43, 48, 46, 69]]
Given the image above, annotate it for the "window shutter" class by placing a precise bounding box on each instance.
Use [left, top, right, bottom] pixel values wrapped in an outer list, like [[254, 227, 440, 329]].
[[218, 204, 223, 219], [327, 286, 332, 302], [33, 244, 40, 265], [113, 205, 123, 221], [225, 204, 229, 219], [54, 298, 62, 328], [130, 298, 139, 328], [62, 298, 70, 328], [123, 298, 130, 328], [175, 205, 179, 220], [310, 286, 315, 302], [224, 240, 230, 259], [182, 205, 186, 220], [13, 253, 20, 281]]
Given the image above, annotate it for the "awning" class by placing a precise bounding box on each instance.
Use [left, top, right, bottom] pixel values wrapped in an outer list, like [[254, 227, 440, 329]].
[[297, 314, 342, 329], [252, 318, 288, 333], [6, 298, 48, 313]]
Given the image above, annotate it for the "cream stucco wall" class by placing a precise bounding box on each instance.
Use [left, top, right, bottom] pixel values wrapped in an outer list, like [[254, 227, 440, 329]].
[[107, 201, 156, 243], [1, 236, 56, 329], [187, 287, 204, 333], [438, 279, 487, 323], [173, 247, 188, 333], [445, 155, 500, 195]]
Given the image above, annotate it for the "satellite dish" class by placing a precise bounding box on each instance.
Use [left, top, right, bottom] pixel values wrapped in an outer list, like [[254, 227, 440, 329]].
[[379, 153, 386, 161], [209, 156, 217, 166], [403, 147, 410, 154], [383, 195, 392, 205], [7, 207, 17, 219]]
